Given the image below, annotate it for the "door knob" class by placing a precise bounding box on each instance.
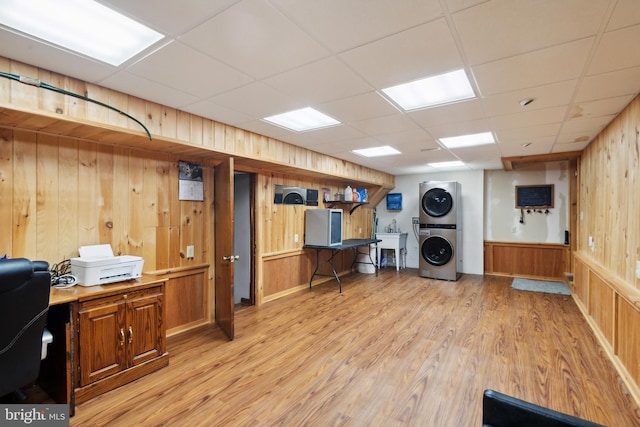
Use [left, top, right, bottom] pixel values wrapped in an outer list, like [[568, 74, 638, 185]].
[[222, 255, 240, 262]]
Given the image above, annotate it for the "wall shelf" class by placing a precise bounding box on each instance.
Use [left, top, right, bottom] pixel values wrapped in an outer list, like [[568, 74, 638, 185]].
[[323, 201, 369, 214]]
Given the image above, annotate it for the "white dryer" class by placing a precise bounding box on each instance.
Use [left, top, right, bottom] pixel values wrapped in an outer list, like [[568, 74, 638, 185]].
[[419, 181, 461, 226], [418, 225, 462, 281]]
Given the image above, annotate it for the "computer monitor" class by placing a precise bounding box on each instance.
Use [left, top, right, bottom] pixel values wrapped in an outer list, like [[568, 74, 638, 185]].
[[482, 389, 604, 427]]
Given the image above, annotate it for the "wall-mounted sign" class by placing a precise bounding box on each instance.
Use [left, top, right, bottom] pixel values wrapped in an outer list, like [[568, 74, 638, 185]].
[[515, 185, 554, 209]]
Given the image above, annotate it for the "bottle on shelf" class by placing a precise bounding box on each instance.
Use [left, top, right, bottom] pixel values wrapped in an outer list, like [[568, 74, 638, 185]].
[[345, 185, 352, 202]]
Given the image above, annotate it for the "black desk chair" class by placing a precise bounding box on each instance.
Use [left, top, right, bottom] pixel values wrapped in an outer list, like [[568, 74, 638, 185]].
[[482, 389, 605, 427], [0, 258, 51, 400]]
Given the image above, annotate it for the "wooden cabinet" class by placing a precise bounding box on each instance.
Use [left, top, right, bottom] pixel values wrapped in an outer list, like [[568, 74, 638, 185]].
[[74, 284, 168, 403]]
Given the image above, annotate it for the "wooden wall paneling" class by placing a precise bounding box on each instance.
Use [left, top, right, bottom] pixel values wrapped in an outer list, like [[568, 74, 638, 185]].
[[483, 241, 566, 280], [37, 70, 65, 114], [97, 144, 114, 248], [0, 128, 13, 255], [9, 62, 39, 109], [36, 134, 60, 263], [57, 137, 79, 260], [144, 101, 164, 137], [616, 295, 640, 386], [165, 270, 207, 335], [111, 146, 129, 257], [127, 150, 145, 258], [77, 140, 98, 248], [587, 270, 615, 346], [13, 130, 37, 256], [159, 105, 177, 141], [142, 155, 159, 269], [127, 97, 147, 137], [63, 76, 87, 121], [0, 57, 9, 105], [573, 257, 588, 307]]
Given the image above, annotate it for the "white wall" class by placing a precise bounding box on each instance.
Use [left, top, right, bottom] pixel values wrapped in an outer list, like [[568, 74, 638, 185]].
[[484, 161, 569, 244], [375, 170, 485, 275]]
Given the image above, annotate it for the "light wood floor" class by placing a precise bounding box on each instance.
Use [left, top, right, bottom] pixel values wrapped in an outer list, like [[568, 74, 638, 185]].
[[70, 270, 640, 426]]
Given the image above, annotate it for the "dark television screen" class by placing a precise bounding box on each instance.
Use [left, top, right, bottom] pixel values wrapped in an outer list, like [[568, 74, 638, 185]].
[[515, 185, 554, 209]]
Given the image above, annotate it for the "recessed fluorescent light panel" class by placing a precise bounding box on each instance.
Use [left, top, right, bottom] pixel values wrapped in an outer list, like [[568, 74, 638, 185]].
[[438, 132, 495, 149], [352, 146, 401, 158], [428, 161, 465, 168], [263, 107, 340, 132], [0, 0, 164, 66], [381, 69, 475, 111]]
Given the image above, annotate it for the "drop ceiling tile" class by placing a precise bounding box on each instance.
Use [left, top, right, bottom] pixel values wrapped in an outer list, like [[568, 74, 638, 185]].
[[127, 41, 253, 98], [481, 80, 577, 117], [495, 124, 561, 144], [568, 95, 635, 120], [263, 57, 372, 105], [351, 114, 419, 137], [181, 99, 252, 126], [552, 140, 590, 152], [588, 24, 640, 75], [491, 106, 567, 130], [374, 129, 437, 151], [339, 18, 463, 89], [269, 0, 442, 53], [207, 81, 300, 119], [576, 66, 640, 102], [319, 92, 399, 124], [606, 0, 640, 31], [99, 0, 240, 35], [234, 119, 291, 140], [472, 38, 594, 96], [453, 144, 502, 163], [422, 118, 492, 140], [453, 0, 608, 65], [498, 138, 555, 157], [445, 0, 490, 14], [101, 71, 199, 110], [409, 99, 486, 127], [560, 114, 614, 134], [179, 0, 329, 80]]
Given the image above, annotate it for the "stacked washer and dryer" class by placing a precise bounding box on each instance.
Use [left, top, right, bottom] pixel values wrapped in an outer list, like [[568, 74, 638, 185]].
[[418, 181, 462, 281]]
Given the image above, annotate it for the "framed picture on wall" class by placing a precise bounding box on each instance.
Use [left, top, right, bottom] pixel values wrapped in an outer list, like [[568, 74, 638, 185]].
[[386, 193, 402, 211]]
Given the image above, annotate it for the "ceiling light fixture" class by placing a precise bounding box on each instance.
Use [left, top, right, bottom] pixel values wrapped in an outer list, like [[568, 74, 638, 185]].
[[381, 69, 475, 111], [352, 146, 401, 158], [0, 0, 164, 66], [438, 132, 495, 149], [263, 107, 340, 132], [428, 161, 465, 168]]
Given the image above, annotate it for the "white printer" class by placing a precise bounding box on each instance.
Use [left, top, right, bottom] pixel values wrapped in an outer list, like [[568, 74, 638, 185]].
[[71, 244, 144, 286]]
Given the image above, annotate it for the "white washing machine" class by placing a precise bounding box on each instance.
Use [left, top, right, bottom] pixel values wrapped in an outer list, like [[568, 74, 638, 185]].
[[419, 181, 461, 226], [418, 225, 462, 281]]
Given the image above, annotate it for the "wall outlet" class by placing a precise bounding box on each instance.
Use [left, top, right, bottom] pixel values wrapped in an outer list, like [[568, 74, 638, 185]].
[[294, 234, 299, 243], [358, 227, 362, 234], [412, 217, 419, 224], [588, 236, 594, 248], [186, 245, 194, 258]]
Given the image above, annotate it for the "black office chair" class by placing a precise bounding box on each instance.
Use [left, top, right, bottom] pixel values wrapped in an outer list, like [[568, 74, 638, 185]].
[[482, 389, 605, 427], [0, 258, 51, 400]]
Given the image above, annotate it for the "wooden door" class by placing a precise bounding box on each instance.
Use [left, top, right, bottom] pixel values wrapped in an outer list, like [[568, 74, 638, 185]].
[[78, 299, 126, 386], [214, 157, 235, 340]]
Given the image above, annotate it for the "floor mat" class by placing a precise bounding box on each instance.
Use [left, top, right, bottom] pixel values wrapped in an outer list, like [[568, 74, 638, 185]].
[[511, 278, 571, 295]]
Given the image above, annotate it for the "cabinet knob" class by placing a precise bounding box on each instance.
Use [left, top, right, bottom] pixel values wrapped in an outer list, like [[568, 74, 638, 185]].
[[119, 328, 125, 346], [128, 326, 133, 344]]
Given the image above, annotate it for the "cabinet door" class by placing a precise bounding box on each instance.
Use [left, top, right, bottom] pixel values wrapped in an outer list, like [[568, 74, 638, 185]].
[[78, 301, 126, 386], [126, 292, 165, 368]]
